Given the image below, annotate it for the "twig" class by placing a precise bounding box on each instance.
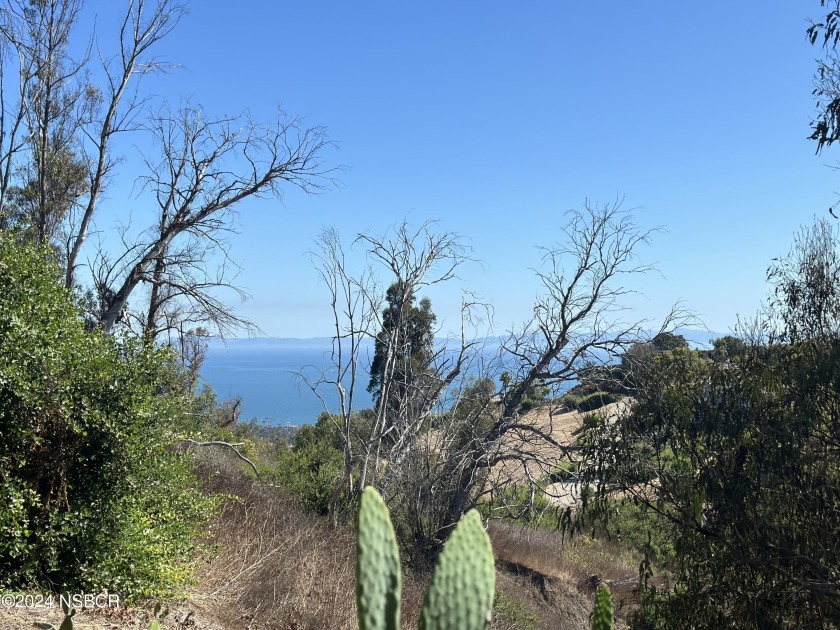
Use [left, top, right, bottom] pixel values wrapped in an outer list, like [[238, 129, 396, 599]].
[[181, 439, 260, 477]]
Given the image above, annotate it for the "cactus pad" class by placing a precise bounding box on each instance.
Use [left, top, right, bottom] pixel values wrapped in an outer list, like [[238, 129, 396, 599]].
[[592, 583, 614, 630], [419, 509, 495, 630], [356, 486, 402, 630]]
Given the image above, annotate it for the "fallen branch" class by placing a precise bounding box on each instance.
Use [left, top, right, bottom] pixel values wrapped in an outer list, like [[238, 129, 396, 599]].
[[181, 439, 260, 477]]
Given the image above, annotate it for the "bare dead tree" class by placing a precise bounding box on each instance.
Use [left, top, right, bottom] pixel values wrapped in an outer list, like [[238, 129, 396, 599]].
[[95, 104, 334, 336], [357, 222, 476, 482], [1, 1, 325, 344], [125, 221, 255, 342], [306, 204, 689, 564], [65, 0, 186, 288], [302, 221, 482, 525], [352, 224, 477, 505], [0, 0, 185, 261], [441, 199, 692, 529], [303, 226, 378, 523]]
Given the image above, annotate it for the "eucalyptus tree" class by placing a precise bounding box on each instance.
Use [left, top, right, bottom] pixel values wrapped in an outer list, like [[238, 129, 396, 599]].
[[310, 203, 685, 565]]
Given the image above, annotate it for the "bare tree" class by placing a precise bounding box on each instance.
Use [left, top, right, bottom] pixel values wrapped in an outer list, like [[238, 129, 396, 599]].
[[303, 221, 480, 523], [442, 200, 685, 527], [94, 105, 333, 336], [357, 223, 476, 478], [1, 1, 333, 343], [307, 203, 687, 563], [305, 226, 378, 523], [0, 0, 184, 258], [65, 0, 186, 288]]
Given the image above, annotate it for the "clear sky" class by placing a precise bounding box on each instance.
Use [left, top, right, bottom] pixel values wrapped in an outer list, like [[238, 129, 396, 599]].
[[81, 1, 839, 338]]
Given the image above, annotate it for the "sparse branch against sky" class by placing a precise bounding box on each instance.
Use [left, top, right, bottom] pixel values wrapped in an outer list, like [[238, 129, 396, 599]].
[[71, 1, 837, 337]]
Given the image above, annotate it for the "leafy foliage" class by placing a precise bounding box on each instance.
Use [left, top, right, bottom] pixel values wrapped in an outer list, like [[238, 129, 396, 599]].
[[273, 440, 344, 515], [808, 0, 840, 151], [0, 236, 217, 600], [706, 335, 748, 362], [579, 342, 840, 627], [263, 411, 380, 515], [767, 218, 840, 342], [368, 282, 438, 417], [619, 332, 689, 391]]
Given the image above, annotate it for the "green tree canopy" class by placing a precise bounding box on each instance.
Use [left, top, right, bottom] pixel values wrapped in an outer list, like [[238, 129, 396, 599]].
[[367, 281, 438, 418], [808, 0, 840, 151], [767, 218, 840, 342], [0, 235, 216, 599], [586, 343, 840, 627], [578, 222, 840, 626], [709, 335, 748, 362]]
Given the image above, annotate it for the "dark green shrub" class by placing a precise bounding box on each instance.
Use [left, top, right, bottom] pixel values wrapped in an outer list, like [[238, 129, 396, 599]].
[[271, 440, 344, 515], [589, 500, 677, 568], [0, 236, 217, 600], [575, 392, 620, 412], [580, 344, 840, 627]]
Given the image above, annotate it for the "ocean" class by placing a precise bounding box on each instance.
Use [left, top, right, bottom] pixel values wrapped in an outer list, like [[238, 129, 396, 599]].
[[199, 337, 375, 425], [198, 330, 720, 426]]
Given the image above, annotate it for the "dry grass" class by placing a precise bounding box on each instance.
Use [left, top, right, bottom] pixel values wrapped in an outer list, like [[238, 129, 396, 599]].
[[489, 520, 640, 627], [176, 399, 635, 628], [493, 569, 593, 630], [1, 398, 644, 630], [185, 450, 426, 629], [188, 453, 356, 629], [489, 521, 637, 588]]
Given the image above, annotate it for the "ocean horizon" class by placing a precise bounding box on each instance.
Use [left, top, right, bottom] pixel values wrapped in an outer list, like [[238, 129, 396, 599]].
[[198, 329, 722, 426], [199, 337, 375, 425]]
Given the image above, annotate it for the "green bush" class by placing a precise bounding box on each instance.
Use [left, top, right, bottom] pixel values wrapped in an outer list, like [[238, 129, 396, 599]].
[[493, 591, 538, 629], [589, 500, 677, 568], [582, 343, 840, 627], [270, 440, 344, 515], [0, 236, 217, 600]]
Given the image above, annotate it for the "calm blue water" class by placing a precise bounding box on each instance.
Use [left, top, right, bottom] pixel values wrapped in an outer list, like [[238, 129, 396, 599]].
[[200, 337, 375, 425], [199, 330, 720, 426]]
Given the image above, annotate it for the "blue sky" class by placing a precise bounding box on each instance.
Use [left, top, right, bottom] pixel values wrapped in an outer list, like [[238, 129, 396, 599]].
[[83, 1, 838, 338]]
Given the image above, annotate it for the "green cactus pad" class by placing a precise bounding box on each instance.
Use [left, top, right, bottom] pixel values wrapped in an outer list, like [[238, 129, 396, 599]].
[[419, 509, 495, 630], [356, 487, 402, 630], [592, 584, 614, 630]]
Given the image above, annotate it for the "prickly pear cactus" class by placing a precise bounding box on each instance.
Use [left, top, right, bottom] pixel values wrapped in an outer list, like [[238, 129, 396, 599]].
[[356, 486, 402, 630], [418, 510, 495, 630], [591, 583, 614, 630]]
